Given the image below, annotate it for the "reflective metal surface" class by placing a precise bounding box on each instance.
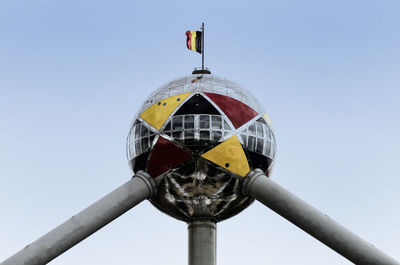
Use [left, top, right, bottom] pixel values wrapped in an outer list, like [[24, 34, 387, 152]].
[[126, 75, 277, 222], [151, 158, 253, 221]]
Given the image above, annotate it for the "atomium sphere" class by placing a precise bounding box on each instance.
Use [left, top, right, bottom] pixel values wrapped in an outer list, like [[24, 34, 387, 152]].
[[126, 75, 277, 222]]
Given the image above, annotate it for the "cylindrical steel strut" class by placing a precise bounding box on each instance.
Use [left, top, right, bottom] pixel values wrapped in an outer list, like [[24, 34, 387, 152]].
[[188, 220, 216, 265], [1, 171, 156, 265], [242, 169, 399, 265]]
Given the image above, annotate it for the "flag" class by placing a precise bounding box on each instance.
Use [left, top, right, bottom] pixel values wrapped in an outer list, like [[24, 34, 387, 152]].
[[186, 30, 202, 54]]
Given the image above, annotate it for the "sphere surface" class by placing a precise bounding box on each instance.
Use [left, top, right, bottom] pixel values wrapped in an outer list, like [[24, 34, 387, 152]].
[[127, 75, 276, 222]]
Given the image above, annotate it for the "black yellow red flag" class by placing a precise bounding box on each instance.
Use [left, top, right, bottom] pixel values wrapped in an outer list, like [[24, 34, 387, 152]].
[[186, 30, 202, 54]]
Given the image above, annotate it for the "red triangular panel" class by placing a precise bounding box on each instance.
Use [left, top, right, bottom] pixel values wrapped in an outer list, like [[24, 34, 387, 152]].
[[205, 93, 258, 128], [147, 136, 192, 177]]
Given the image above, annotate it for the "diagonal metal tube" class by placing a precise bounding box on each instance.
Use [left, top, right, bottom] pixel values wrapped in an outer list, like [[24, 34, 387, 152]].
[[242, 169, 399, 265], [1, 170, 156, 265]]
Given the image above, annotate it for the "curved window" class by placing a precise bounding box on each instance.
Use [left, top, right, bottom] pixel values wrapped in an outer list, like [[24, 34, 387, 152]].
[[164, 114, 232, 146], [239, 121, 276, 159], [127, 122, 155, 160]]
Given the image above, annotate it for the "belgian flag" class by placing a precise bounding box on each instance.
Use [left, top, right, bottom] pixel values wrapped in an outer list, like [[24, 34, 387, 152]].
[[186, 30, 202, 54]]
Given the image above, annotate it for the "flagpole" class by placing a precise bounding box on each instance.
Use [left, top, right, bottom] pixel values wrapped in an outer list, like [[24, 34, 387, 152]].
[[192, 22, 210, 75], [201, 22, 204, 71]]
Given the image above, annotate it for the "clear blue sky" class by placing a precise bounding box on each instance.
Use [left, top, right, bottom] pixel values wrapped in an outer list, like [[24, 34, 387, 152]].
[[1, 0, 399, 264]]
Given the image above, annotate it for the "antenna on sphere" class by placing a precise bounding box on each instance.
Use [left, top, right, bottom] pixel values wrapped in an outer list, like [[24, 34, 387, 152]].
[[186, 22, 211, 75]]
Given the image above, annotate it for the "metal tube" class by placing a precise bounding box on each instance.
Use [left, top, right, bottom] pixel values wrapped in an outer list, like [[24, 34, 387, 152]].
[[188, 220, 216, 265], [1, 170, 156, 265], [242, 169, 399, 265]]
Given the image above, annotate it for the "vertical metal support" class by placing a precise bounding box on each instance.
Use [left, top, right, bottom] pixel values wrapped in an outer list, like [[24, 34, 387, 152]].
[[1, 171, 156, 265], [201, 22, 205, 71], [188, 220, 216, 265], [243, 169, 399, 265]]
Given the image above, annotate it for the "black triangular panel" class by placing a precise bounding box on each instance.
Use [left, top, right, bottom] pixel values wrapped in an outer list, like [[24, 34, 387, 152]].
[[174, 94, 221, 115], [256, 117, 267, 124], [164, 122, 171, 131], [247, 151, 272, 173], [130, 151, 150, 173]]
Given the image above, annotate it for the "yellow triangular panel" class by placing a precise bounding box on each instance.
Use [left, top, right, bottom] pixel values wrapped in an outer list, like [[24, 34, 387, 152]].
[[140, 93, 192, 130], [263, 113, 273, 129], [201, 135, 250, 177]]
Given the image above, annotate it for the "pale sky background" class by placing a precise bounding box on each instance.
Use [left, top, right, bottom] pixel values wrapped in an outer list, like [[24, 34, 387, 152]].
[[1, 0, 400, 264]]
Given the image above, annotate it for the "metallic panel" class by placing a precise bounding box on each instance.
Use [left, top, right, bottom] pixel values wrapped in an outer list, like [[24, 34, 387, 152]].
[[147, 136, 192, 178], [140, 92, 192, 130], [138, 76, 265, 115], [174, 94, 221, 115], [149, 158, 253, 221], [204, 92, 258, 129], [201, 135, 250, 177]]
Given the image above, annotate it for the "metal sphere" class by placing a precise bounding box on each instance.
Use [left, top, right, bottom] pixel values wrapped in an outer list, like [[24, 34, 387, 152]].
[[126, 75, 277, 222]]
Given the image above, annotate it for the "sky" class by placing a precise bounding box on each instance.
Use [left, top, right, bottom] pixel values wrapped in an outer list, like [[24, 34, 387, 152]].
[[0, 0, 399, 264]]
